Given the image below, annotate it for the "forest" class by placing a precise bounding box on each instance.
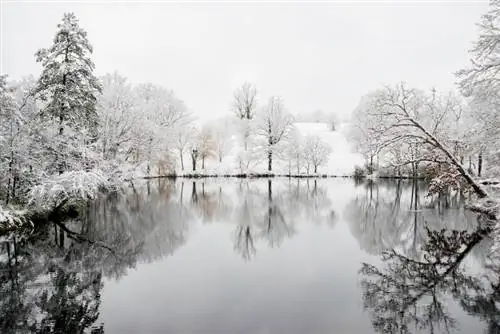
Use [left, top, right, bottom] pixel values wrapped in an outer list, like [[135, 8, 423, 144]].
[[348, 1, 500, 222], [0, 12, 336, 229]]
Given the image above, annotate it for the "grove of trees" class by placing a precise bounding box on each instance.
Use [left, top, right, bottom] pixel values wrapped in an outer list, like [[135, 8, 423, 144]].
[[348, 0, 500, 214], [0, 12, 337, 228]]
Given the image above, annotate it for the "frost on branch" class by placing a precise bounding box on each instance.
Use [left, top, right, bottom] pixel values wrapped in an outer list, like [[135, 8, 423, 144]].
[[426, 164, 471, 196], [28, 170, 112, 209], [0, 205, 28, 230]]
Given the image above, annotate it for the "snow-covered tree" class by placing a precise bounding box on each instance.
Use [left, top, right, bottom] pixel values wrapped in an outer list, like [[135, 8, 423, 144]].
[[132, 83, 192, 174], [197, 126, 216, 169], [349, 92, 384, 173], [351, 83, 487, 198], [283, 128, 305, 175], [172, 125, 194, 171], [232, 82, 257, 151], [0, 75, 20, 203], [33, 12, 102, 174], [466, 95, 500, 176], [457, 0, 500, 178], [206, 117, 233, 163], [303, 135, 332, 174], [256, 96, 295, 172], [232, 82, 257, 120], [457, 0, 500, 98], [98, 72, 137, 160]]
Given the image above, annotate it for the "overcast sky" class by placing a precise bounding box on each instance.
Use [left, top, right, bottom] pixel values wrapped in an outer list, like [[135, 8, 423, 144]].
[[1, 1, 489, 121]]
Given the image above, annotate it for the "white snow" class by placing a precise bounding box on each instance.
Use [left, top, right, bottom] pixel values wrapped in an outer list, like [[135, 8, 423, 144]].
[[294, 122, 365, 175], [28, 169, 114, 209], [0, 205, 27, 229], [168, 121, 364, 177]]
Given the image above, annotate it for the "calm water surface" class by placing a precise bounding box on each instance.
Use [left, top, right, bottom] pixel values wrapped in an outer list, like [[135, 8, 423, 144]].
[[1, 178, 499, 334]]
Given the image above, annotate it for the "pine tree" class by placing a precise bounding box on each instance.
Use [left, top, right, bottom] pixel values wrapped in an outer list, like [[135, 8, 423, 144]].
[[34, 13, 102, 173]]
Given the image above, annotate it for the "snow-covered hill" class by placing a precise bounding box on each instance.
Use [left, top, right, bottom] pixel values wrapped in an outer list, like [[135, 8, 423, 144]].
[[176, 122, 364, 177], [294, 122, 364, 176]]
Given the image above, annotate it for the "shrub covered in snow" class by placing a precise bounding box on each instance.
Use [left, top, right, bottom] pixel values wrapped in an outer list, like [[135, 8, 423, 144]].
[[0, 205, 28, 230], [28, 169, 114, 209]]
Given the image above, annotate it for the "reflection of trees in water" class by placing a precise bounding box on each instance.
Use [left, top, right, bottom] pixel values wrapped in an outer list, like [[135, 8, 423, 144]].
[[232, 179, 336, 261], [189, 181, 233, 223], [345, 179, 478, 257], [0, 178, 339, 331], [90, 178, 190, 266], [360, 217, 500, 333], [35, 268, 103, 334], [0, 230, 106, 333], [0, 179, 190, 333]]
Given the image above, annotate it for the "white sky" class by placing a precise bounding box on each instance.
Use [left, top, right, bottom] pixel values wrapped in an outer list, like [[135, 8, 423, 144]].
[[0, 1, 490, 121]]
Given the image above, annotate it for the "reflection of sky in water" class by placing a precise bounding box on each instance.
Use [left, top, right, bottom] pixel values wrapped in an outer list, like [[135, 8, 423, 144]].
[[96, 179, 490, 334]]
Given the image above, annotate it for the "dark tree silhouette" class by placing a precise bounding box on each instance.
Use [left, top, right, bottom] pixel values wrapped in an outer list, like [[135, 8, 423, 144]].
[[360, 220, 498, 333]]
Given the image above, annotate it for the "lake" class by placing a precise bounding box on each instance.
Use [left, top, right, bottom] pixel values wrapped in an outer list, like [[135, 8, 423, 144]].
[[1, 178, 498, 334]]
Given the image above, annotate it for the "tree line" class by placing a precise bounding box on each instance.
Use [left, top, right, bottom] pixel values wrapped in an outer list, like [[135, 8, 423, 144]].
[[349, 0, 500, 207], [0, 12, 335, 218]]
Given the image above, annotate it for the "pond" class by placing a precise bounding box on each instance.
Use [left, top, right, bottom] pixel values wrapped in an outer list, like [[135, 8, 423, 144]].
[[1, 178, 499, 333]]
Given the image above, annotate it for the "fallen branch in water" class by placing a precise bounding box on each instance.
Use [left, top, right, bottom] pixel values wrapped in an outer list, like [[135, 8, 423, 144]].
[[48, 197, 117, 255], [52, 219, 117, 255]]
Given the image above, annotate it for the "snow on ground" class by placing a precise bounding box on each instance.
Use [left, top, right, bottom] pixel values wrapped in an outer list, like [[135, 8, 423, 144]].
[[172, 121, 364, 177], [295, 122, 364, 176]]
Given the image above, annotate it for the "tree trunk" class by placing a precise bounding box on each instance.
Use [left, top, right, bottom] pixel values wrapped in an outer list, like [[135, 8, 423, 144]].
[[408, 118, 488, 198], [478, 153, 483, 178], [202, 156, 205, 169], [192, 155, 197, 171], [314, 165, 318, 173]]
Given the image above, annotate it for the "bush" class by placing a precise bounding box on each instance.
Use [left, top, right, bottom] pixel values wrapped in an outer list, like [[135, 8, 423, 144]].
[[353, 166, 366, 179]]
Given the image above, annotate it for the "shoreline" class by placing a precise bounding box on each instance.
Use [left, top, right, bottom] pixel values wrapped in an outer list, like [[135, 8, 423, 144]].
[[139, 174, 426, 180]]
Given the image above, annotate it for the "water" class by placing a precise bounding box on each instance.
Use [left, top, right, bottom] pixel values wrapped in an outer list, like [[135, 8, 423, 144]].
[[1, 178, 499, 334]]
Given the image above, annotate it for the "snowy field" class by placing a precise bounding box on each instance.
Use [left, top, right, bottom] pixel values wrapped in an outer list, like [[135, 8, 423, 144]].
[[173, 122, 364, 177]]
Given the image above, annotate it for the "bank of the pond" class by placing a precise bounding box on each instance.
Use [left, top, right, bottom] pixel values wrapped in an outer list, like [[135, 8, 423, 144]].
[[0, 197, 99, 236], [139, 173, 426, 180], [2, 175, 498, 236]]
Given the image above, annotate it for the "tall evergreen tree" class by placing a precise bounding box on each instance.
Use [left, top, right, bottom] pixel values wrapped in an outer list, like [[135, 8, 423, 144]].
[[34, 13, 101, 173]]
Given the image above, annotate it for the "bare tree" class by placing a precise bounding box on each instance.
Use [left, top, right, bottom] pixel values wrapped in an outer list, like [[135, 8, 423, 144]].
[[256, 96, 295, 172], [353, 82, 487, 198], [284, 128, 305, 175], [232, 82, 257, 120], [304, 135, 332, 174], [172, 125, 194, 171], [349, 92, 385, 173], [207, 118, 233, 163], [98, 72, 137, 160], [190, 148, 199, 172], [197, 127, 216, 170], [232, 82, 257, 151]]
